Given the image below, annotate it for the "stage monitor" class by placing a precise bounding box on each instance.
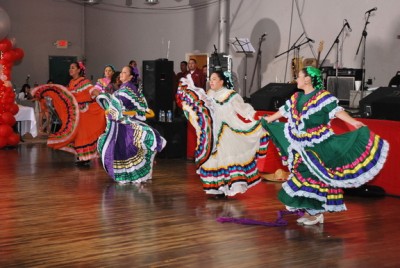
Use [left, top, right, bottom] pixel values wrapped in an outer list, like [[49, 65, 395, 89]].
[[250, 83, 299, 111], [359, 87, 400, 121]]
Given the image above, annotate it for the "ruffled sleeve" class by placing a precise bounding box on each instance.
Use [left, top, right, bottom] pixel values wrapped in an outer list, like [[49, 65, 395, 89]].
[[231, 94, 256, 121]]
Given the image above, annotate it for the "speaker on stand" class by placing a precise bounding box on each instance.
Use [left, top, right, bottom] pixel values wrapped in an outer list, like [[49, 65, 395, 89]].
[[142, 59, 174, 116]]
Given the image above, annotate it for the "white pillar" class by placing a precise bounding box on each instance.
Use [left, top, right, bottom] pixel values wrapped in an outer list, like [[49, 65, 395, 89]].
[[219, 0, 229, 53]]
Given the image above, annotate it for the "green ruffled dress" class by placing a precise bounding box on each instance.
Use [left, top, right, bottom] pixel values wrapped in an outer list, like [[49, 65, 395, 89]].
[[262, 90, 389, 215]]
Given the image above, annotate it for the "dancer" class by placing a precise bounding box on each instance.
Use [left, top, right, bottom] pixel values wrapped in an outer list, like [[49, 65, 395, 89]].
[[32, 61, 106, 166], [94, 64, 116, 94], [92, 66, 166, 184], [262, 66, 389, 225], [177, 70, 268, 198]]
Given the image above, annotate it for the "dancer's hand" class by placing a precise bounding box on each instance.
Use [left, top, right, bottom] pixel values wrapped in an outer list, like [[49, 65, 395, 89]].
[[352, 120, 366, 129]]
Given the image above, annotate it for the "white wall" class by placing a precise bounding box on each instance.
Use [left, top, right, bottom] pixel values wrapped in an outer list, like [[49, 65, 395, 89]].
[[0, 0, 84, 90], [228, 0, 400, 95], [83, 0, 220, 80], [1, 0, 399, 96]]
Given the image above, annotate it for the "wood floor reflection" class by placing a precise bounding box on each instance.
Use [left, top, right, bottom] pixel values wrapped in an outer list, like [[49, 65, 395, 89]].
[[1, 143, 400, 267]]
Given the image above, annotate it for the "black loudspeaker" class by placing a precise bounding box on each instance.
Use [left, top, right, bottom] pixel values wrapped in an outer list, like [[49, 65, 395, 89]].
[[250, 83, 298, 111], [207, 53, 229, 75], [326, 76, 354, 101], [148, 119, 187, 159], [359, 87, 400, 121], [142, 59, 174, 116], [388, 71, 400, 87]]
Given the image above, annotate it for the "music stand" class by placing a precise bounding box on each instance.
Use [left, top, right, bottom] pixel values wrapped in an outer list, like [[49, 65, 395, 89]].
[[230, 37, 255, 99]]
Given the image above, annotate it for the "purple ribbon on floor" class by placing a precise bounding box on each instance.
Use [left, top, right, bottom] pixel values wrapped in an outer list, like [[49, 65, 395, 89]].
[[217, 210, 304, 227]]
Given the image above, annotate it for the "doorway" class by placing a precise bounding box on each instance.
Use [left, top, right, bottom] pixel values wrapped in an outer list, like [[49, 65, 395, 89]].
[[186, 53, 208, 76], [49, 56, 77, 86]]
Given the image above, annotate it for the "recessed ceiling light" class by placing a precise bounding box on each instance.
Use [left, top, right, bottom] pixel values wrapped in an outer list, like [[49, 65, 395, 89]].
[[145, 0, 159, 5]]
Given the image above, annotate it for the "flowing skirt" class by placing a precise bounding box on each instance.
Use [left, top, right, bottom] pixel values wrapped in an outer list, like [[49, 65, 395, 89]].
[[177, 82, 268, 196], [98, 116, 166, 184], [263, 121, 389, 214], [32, 84, 106, 161]]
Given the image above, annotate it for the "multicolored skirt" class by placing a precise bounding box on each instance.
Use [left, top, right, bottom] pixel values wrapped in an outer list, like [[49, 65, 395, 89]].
[[263, 121, 389, 214], [98, 119, 166, 183]]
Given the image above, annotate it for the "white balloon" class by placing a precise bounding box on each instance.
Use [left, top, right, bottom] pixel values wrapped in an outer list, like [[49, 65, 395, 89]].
[[0, 7, 11, 40]]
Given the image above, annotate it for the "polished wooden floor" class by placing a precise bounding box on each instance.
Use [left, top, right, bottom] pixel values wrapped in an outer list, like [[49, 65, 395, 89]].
[[1, 142, 400, 267]]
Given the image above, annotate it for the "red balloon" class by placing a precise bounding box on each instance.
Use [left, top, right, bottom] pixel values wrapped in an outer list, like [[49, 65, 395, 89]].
[[1, 112, 16, 126], [1, 96, 14, 104], [2, 90, 12, 99], [2, 67, 11, 75], [3, 103, 12, 111], [2, 50, 15, 62], [7, 132, 20, 146], [13, 48, 24, 61], [0, 59, 9, 65], [0, 124, 13, 137], [3, 74, 11, 81], [0, 39, 12, 52], [0, 136, 7, 148], [4, 86, 13, 93], [9, 103, 19, 115]]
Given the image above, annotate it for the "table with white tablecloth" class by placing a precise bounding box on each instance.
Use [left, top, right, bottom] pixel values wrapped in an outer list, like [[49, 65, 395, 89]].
[[15, 105, 38, 138]]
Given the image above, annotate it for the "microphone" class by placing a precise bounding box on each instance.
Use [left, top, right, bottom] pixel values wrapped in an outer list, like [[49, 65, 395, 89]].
[[344, 19, 352, 32], [261, 32, 267, 38], [307, 37, 315, 43], [213, 44, 218, 54], [365, 7, 377, 14]]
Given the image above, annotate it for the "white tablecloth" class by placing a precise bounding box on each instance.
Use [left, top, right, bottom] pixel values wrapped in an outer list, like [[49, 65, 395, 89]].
[[15, 105, 38, 138]]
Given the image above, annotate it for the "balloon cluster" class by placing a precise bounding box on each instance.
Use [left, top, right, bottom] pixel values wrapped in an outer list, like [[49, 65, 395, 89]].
[[0, 37, 24, 148]]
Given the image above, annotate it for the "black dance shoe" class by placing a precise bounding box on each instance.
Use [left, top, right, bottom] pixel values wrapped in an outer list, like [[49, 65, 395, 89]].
[[75, 160, 91, 167], [209, 193, 228, 200]]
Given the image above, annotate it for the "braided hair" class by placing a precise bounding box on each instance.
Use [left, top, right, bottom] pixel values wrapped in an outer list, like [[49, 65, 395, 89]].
[[303, 66, 324, 91]]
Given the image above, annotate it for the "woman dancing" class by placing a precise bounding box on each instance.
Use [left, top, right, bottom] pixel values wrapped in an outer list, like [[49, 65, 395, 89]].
[[92, 66, 166, 184], [32, 61, 106, 166], [177, 70, 268, 198], [263, 66, 389, 225]]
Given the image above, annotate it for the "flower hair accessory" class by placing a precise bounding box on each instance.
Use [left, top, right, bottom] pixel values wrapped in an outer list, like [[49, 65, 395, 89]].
[[78, 61, 86, 76], [223, 71, 234, 89]]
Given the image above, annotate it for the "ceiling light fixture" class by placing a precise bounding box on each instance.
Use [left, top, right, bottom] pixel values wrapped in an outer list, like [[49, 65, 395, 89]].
[[145, 0, 159, 5], [82, 0, 102, 5]]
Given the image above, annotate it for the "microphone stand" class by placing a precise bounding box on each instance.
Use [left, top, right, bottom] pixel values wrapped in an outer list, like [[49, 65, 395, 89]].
[[275, 36, 313, 82], [319, 24, 347, 70], [234, 37, 252, 99], [249, 33, 267, 93], [275, 33, 304, 83], [320, 23, 347, 99], [275, 32, 304, 58], [356, 12, 372, 99]]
